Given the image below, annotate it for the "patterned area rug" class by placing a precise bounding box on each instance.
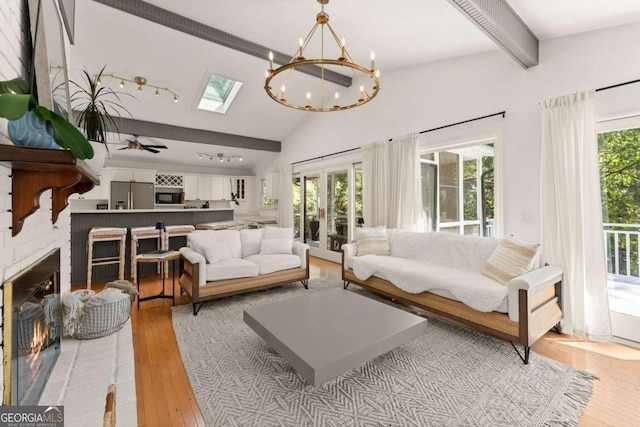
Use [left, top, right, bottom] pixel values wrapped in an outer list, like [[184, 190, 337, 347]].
[[172, 278, 594, 426]]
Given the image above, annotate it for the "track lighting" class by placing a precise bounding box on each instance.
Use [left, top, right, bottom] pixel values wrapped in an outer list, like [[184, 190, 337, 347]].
[[98, 74, 179, 102], [196, 152, 245, 162]]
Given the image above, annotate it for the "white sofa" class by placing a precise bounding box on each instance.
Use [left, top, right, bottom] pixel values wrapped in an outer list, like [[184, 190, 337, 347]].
[[180, 228, 309, 315], [342, 229, 563, 364]]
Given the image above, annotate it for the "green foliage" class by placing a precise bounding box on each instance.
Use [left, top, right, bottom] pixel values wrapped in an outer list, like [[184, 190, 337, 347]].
[[70, 66, 133, 149], [0, 77, 93, 159], [599, 129, 640, 223]]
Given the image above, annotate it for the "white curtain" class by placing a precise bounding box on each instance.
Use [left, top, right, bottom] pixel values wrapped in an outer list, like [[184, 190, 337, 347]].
[[277, 163, 293, 228], [540, 90, 611, 340], [362, 133, 422, 230]]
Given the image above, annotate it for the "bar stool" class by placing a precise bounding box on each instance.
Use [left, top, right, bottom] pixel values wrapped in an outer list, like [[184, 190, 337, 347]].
[[162, 225, 195, 277], [130, 226, 163, 285], [86, 227, 127, 290]]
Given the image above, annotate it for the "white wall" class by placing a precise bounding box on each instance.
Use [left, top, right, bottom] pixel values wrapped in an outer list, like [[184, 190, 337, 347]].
[[268, 21, 640, 243], [1, 0, 74, 399]]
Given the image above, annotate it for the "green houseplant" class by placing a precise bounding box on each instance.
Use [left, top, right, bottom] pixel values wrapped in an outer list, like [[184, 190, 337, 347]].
[[70, 66, 133, 151], [0, 78, 94, 159]]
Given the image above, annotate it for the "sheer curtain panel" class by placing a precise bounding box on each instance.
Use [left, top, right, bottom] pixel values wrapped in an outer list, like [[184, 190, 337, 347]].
[[362, 133, 422, 230], [277, 163, 294, 228], [539, 90, 611, 340]]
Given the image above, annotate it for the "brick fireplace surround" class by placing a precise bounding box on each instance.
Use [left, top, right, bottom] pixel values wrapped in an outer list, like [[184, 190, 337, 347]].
[[1, 1, 136, 420]]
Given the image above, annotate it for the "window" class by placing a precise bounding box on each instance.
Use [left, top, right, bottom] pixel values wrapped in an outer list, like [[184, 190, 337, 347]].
[[420, 141, 496, 236], [292, 176, 301, 239], [198, 74, 243, 114], [262, 179, 276, 208]]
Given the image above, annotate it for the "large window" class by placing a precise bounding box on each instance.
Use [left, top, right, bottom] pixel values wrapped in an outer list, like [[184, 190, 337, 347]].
[[420, 141, 496, 236]]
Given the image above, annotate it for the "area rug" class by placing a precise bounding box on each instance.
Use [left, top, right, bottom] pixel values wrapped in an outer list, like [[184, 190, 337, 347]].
[[172, 278, 594, 426]]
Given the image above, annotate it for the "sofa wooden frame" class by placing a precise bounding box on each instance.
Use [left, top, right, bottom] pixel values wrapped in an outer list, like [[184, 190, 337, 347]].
[[342, 252, 562, 364], [180, 250, 310, 315]]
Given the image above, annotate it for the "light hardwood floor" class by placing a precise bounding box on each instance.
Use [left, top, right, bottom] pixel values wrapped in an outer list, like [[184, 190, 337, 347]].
[[108, 257, 639, 426]]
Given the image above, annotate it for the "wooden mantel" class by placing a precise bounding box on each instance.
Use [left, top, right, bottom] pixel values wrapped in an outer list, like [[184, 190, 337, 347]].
[[0, 145, 99, 236]]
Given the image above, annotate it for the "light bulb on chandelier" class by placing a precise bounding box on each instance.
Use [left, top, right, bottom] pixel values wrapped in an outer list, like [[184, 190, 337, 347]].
[[264, 0, 380, 112]]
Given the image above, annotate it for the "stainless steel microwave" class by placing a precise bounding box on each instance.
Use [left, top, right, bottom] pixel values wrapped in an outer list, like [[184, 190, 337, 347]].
[[155, 192, 182, 204]]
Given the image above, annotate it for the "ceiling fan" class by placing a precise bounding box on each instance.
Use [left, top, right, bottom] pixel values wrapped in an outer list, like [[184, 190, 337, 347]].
[[117, 135, 168, 154]]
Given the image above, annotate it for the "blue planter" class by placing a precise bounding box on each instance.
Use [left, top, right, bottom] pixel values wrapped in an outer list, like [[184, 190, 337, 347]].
[[8, 111, 59, 149]]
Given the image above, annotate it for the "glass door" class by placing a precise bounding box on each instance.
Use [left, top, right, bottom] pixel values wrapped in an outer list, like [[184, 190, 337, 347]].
[[299, 166, 353, 263], [598, 117, 640, 344]]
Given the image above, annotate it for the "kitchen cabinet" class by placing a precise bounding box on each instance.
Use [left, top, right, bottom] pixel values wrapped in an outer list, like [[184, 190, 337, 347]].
[[184, 174, 214, 200], [197, 176, 212, 200], [69, 169, 113, 200], [211, 176, 232, 200], [265, 171, 279, 200], [234, 177, 253, 200], [183, 174, 199, 200], [155, 173, 184, 188], [109, 167, 156, 183]]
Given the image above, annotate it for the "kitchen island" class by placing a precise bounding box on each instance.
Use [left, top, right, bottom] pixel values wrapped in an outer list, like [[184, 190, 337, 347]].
[[71, 208, 234, 285]]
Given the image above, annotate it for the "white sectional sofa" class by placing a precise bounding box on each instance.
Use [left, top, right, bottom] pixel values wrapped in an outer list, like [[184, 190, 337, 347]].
[[342, 229, 563, 364], [180, 227, 309, 315]]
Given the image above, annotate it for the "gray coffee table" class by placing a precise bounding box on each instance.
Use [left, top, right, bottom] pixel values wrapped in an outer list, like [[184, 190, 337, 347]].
[[243, 288, 428, 387]]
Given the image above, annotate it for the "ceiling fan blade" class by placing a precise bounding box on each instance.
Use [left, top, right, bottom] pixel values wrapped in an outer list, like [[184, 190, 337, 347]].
[[118, 147, 129, 150], [142, 145, 167, 149], [143, 147, 160, 154]]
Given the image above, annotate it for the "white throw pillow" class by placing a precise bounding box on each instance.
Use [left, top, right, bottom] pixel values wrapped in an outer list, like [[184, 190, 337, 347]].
[[355, 226, 390, 256], [240, 228, 265, 258], [260, 238, 293, 255], [203, 242, 232, 264], [188, 230, 216, 258], [263, 227, 293, 239], [481, 237, 541, 285]]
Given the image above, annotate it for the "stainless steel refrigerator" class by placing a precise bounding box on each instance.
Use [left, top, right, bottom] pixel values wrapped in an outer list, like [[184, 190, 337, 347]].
[[110, 181, 155, 209]]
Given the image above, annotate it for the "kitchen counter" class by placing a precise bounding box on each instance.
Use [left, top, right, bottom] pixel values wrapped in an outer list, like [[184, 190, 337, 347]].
[[72, 208, 233, 213], [70, 208, 234, 285]]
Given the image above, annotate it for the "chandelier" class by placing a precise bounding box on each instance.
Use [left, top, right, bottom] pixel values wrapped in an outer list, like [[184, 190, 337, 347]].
[[97, 74, 179, 102], [264, 0, 380, 112]]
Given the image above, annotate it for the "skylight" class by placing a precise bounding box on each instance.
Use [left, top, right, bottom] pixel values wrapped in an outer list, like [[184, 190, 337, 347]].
[[198, 75, 243, 114]]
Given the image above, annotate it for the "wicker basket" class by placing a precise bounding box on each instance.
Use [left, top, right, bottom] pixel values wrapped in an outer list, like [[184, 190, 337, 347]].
[[63, 281, 136, 340]]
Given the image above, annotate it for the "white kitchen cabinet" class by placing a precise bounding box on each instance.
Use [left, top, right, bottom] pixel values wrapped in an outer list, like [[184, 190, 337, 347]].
[[264, 171, 279, 200], [233, 177, 248, 200], [197, 176, 212, 200], [211, 176, 232, 200], [109, 167, 156, 183], [183, 174, 199, 200], [70, 169, 113, 200]]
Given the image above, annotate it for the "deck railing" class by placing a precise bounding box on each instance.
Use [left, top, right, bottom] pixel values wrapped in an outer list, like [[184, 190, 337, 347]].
[[603, 223, 640, 278]]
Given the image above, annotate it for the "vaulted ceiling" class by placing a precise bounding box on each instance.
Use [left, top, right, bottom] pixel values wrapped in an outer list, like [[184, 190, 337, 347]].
[[68, 0, 640, 170]]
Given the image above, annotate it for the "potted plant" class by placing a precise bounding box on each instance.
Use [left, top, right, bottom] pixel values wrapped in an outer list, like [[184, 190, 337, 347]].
[[70, 66, 133, 152], [0, 77, 93, 159]]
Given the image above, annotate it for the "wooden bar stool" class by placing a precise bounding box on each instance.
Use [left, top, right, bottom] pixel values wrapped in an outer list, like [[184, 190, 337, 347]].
[[86, 227, 127, 289], [130, 226, 163, 285], [162, 225, 195, 277]]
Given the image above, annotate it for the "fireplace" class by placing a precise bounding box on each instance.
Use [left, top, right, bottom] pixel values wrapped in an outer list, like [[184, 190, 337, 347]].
[[3, 248, 61, 406]]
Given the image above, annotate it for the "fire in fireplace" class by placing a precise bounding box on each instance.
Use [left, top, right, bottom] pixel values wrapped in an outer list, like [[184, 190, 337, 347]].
[[3, 248, 61, 406]]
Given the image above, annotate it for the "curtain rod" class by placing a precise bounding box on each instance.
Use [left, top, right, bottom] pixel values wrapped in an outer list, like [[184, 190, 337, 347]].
[[389, 111, 506, 141], [291, 147, 361, 165], [292, 110, 506, 165], [596, 78, 640, 92]]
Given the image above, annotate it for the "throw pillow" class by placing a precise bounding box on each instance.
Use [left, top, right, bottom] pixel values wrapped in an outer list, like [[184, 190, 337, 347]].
[[240, 228, 265, 258], [188, 230, 216, 258], [481, 237, 541, 285], [260, 238, 293, 255], [203, 242, 231, 264], [355, 226, 390, 256]]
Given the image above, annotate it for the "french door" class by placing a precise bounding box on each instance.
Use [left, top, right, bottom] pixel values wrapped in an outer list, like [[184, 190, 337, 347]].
[[598, 116, 640, 344], [298, 165, 354, 263]]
